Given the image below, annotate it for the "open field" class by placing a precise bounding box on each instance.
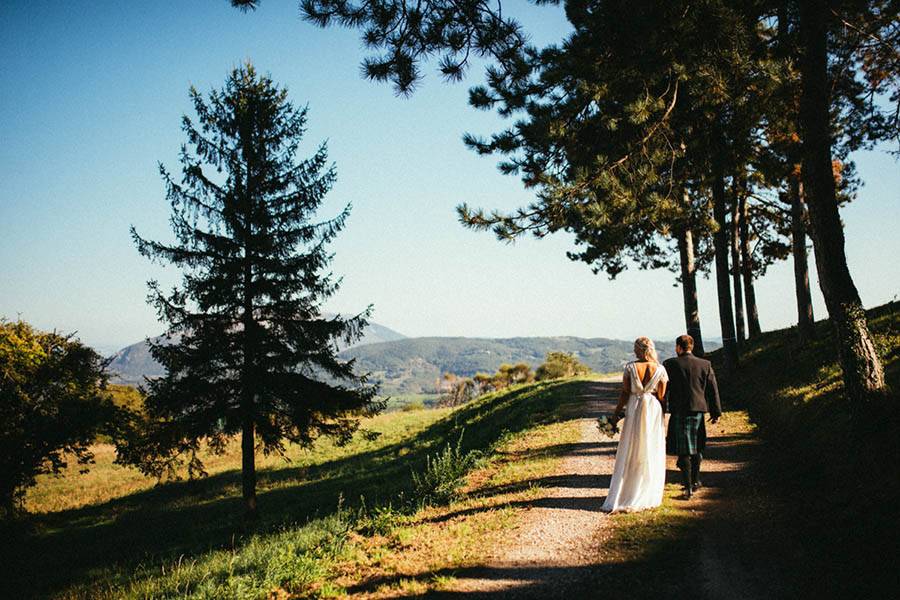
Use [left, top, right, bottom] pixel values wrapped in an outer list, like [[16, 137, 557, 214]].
[[4, 376, 596, 599]]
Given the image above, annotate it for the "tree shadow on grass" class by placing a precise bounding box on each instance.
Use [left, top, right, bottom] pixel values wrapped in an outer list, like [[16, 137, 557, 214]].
[[2, 379, 598, 599]]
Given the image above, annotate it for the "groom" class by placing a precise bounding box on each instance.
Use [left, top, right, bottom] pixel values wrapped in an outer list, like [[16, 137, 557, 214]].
[[663, 334, 722, 499]]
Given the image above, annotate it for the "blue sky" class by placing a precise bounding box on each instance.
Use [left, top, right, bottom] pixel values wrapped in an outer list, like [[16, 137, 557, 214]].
[[1, 0, 898, 353]]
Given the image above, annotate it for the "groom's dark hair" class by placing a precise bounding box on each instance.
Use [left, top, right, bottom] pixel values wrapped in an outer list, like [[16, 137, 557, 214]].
[[676, 334, 694, 351]]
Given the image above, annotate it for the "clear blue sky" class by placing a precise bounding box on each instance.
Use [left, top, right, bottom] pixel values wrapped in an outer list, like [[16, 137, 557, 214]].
[[1, 0, 898, 354]]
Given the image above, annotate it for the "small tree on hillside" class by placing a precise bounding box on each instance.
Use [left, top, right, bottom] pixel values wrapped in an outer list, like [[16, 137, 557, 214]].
[[438, 377, 476, 407], [0, 320, 121, 518], [128, 64, 378, 519], [535, 352, 591, 381]]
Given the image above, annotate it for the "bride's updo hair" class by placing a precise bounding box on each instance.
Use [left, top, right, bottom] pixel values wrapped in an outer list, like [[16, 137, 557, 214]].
[[633, 337, 658, 363]]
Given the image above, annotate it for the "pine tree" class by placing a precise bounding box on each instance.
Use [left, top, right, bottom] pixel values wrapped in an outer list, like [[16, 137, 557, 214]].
[[234, 0, 897, 395], [128, 64, 378, 519], [794, 0, 890, 401]]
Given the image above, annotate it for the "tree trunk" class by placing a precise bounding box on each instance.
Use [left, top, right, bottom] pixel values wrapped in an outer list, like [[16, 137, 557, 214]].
[[677, 222, 706, 357], [730, 190, 746, 347], [799, 0, 884, 400], [712, 169, 739, 371], [241, 195, 258, 520], [241, 418, 257, 519], [739, 193, 762, 337], [790, 175, 816, 342]]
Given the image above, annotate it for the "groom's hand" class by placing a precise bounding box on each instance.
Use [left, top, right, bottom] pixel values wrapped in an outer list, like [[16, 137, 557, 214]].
[[709, 415, 719, 424]]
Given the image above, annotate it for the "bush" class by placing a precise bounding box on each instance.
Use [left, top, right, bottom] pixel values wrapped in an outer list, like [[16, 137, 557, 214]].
[[0, 320, 123, 518], [411, 430, 480, 505], [437, 377, 476, 407], [401, 399, 426, 412], [535, 351, 592, 381]]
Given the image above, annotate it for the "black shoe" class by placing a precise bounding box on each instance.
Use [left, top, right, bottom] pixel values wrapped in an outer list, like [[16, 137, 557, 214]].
[[692, 481, 701, 491], [681, 487, 693, 500]]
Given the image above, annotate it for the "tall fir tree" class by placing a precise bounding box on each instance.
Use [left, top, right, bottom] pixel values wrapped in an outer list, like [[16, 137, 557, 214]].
[[129, 64, 378, 518]]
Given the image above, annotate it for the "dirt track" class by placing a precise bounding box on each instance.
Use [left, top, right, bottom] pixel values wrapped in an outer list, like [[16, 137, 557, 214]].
[[437, 378, 770, 599]]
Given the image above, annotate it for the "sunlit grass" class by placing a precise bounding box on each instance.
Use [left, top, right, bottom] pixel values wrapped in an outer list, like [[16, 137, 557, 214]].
[[26, 407, 452, 515], [8, 376, 593, 599]]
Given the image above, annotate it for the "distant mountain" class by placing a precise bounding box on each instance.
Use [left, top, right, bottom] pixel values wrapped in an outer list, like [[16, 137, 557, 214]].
[[108, 317, 406, 386], [341, 336, 721, 396], [107, 335, 169, 385]]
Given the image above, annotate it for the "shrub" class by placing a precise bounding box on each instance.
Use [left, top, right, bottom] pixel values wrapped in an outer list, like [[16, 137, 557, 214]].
[[411, 431, 480, 505], [0, 320, 123, 518], [401, 399, 426, 412], [437, 377, 476, 407], [535, 351, 592, 381]]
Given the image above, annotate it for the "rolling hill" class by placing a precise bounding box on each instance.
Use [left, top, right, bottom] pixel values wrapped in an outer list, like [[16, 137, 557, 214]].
[[341, 336, 689, 395], [107, 317, 406, 386], [109, 325, 719, 395]]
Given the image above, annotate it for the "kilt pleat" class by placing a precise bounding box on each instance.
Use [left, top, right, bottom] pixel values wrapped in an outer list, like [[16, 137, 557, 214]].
[[666, 412, 706, 456]]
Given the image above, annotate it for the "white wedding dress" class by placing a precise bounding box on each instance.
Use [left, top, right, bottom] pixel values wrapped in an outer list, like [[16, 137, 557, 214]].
[[601, 361, 668, 513]]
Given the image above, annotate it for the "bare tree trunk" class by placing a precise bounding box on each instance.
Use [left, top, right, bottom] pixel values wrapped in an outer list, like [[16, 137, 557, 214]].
[[713, 169, 739, 371], [799, 0, 884, 401], [738, 193, 762, 338], [242, 226, 258, 520], [241, 418, 257, 519], [790, 175, 816, 342], [677, 222, 706, 357], [730, 188, 746, 347]]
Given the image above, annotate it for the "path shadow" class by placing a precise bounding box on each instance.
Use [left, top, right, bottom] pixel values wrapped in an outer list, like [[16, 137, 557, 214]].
[[347, 554, 701, 599], [472, 472, 612, 499]]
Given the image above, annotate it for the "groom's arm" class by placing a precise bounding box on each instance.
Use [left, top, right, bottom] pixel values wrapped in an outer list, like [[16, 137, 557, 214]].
[[705, 366, 722, 420], [662, 360, 675, 413]]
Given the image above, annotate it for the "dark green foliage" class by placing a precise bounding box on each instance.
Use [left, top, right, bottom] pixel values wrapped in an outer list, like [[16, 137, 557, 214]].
[[535, 351, 591, 381], [411, 430, 480, 504], [128, 63, 378, 513], [0, 320, 121, 517], [301, 1, 527, 95]]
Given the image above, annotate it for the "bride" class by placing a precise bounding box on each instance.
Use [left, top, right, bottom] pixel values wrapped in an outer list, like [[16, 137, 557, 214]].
[[601, 337, 668, 513]]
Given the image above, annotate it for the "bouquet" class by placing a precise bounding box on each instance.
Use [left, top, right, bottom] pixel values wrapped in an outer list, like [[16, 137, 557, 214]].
[[596, 414, 620, 439]]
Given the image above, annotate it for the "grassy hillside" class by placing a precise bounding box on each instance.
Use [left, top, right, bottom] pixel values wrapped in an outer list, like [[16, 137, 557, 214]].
[[3, 376, 592, 598], [714, 300, 899, 595]]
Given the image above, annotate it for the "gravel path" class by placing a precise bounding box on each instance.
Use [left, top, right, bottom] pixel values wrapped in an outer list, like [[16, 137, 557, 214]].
[[433, 378, 768, 599], [447, 378, 621, 598]]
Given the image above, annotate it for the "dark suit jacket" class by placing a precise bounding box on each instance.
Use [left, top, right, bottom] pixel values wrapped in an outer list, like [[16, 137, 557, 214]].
[[663, 353, 722, 418]]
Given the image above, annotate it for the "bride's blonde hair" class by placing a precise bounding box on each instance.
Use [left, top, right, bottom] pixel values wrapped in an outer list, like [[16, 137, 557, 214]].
[[634, 337, 658, 363]]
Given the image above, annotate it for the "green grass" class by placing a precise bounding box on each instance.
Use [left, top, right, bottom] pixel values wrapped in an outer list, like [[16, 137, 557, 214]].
[[381, 393, 440, 412], [713, 300, 900, 596], [3, 377, 590, 599]]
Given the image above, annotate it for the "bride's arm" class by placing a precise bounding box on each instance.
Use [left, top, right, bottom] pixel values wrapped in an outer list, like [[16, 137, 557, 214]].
[[613, 373, 630, 419], [654, 379, 668, 410]]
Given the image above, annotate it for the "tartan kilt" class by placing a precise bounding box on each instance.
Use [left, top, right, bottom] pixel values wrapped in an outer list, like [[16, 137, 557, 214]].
[[666, 412, 706, 456]]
